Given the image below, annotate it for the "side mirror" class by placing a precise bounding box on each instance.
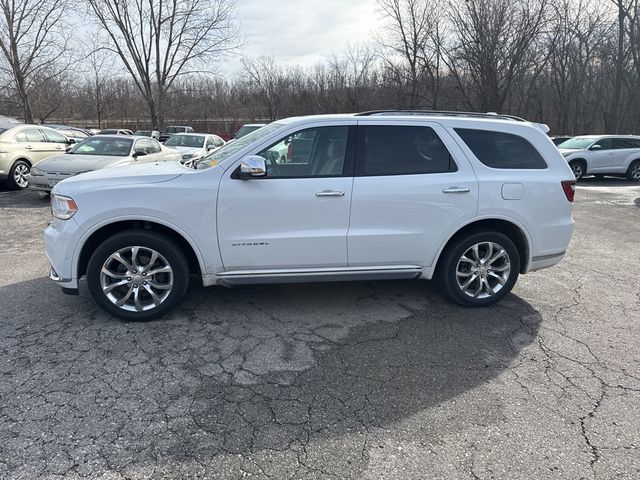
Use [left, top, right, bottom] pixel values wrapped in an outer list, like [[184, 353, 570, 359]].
[[207, 145, 216, 151], [67, 138, 77, 145], [590, 144, 602, 150], [133, 150, 147, 158], [239, 155, 266, 179]]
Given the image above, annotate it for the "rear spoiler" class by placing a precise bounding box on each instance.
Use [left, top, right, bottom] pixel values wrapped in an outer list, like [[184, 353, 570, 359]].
[[532, 122, 550, 134]]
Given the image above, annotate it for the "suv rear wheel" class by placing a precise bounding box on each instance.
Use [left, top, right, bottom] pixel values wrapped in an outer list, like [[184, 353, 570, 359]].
[[626, 160, 640, 181], [86, 230, 190, 321], [439, 231, 520, 307]]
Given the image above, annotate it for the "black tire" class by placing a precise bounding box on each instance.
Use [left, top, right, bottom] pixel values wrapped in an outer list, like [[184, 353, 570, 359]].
[[7, 160, 30, 190], [626, 160, 640, 181], [569, 160, 586, 181], [86, 230, 190, 321], [438, 230, 520, 307]]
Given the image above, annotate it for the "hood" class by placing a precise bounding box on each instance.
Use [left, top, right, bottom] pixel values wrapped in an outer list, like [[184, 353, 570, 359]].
[[558, 148, 583, 155], [173, 146, 204, 156], [35, 154, 132, 174], [52, 161, 187, 193]]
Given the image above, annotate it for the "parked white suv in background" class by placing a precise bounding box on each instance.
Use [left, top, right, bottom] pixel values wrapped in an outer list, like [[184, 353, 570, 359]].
[[558, 135, 640, 181], [44, 111, 576, 321]]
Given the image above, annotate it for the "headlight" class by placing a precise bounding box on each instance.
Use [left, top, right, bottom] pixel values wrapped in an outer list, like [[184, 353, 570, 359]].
[[30, 166, 44, 176], [51, 194, 78, 220]]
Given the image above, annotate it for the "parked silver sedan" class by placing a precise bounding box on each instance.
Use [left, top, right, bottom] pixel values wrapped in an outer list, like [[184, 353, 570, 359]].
[[163, 133, 225, 168], [27, 135, 181, 192]]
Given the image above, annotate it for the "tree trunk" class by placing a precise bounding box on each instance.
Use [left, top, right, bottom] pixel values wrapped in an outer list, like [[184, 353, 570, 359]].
[[608, 2, 626, 132], [15, 75, 34, 123]]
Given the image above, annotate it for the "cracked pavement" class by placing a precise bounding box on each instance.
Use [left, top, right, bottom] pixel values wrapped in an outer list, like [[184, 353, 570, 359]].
[[0, 177, 639, 479]]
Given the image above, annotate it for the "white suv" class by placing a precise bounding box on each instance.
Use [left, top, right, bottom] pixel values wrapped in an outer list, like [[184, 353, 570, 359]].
[[558, 135, 640, 181], [45, 111, 576, 321]]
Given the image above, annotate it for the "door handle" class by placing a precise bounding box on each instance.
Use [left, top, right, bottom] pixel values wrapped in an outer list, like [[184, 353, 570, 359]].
[[24, 145, 33, 150], [315, 190, 345, 197], [443, 187, 470, 194]]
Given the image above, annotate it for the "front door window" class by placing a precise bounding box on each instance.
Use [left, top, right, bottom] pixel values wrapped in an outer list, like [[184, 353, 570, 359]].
[[257, 126, 350, 178]]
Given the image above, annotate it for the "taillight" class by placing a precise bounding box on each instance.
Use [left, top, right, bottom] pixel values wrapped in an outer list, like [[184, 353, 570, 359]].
[[561, 180, 576, 202]]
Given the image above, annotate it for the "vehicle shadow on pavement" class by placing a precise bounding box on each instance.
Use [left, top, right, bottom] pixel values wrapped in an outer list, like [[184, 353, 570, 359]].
[[577, 176, 640, 187], [0, 187, 49, 208], [0, 276, 541, 477]]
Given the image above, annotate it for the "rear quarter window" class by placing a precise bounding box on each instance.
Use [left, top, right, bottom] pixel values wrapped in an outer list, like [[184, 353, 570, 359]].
[[455, 128, 547, 169]]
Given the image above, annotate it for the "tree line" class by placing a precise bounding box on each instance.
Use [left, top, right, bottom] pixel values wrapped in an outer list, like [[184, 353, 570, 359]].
[[1, 0, 639, 136]]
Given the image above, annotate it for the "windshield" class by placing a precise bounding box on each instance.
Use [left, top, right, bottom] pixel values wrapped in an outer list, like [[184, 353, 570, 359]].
[[166, 127, 185, 134], [135, 130, 150, 136], [69, 137, 133, 156], [235, 125, 263, 139], [165, 135, 205, 148], [558, 137, 596, 149], [197, 123, 283, 169]]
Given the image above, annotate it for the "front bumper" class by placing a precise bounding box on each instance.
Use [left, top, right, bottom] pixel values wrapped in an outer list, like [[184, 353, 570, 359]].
[[27, 173, 69, 192], [45, 218, 81, 289]]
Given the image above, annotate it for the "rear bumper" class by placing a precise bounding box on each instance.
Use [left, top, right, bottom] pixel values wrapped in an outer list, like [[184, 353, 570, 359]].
[[525, 251, 566, 273]]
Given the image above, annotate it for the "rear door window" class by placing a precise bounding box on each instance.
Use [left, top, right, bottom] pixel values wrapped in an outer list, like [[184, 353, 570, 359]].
[[16, 128, 45, 143], [144, 139, 161, 153], [43, 129, 69, 144], [358, 125, 457, 176], [613, 138, 639, 149], [455, 129, 547, 169]]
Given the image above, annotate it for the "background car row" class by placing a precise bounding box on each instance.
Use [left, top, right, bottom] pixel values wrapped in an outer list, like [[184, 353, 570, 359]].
[[0, 121, 237, 190], [555, 135, 640, 181]]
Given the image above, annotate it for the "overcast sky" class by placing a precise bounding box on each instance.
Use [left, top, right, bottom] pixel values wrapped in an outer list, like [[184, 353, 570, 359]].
[[231, 0, 383, 68]]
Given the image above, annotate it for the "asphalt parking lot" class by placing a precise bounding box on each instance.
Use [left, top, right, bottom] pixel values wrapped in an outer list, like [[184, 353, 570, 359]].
[[1, 179, 639, 479]]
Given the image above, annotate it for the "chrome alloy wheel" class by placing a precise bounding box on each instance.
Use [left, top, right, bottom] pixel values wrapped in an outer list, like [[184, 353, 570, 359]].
[[631, 163, 640, 180], [570, 162, 584, 180], [13, 163, 29, 188], [100, 246, 173, 312], [455, 242, 511, 299]]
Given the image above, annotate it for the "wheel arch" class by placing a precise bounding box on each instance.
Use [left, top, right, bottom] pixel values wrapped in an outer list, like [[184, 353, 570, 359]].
[[76, 219, 203, 279], [626, 158, 640, 169], [13, 157, 32, 166], [433, 218, 531, 275], [568, 157, 587, 171]]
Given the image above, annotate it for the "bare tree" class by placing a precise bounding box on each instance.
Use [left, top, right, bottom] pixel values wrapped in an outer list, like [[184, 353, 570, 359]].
[[327, 44, 378, 111], [0, 0, 70, 122], [446, 0, 549, 112], [542, 0, 612, 133], [240, 56, 290, 121], [377, 0, 446, 108], [82, 35, 117, 129], [86, 0, 239, 130]]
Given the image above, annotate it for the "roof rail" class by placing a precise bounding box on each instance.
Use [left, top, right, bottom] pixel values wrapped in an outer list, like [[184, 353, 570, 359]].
[[355, 110, 527, 122]]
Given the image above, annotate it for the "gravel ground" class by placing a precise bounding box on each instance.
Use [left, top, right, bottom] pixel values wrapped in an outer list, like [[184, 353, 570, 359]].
[[0, 177, 638, 479]]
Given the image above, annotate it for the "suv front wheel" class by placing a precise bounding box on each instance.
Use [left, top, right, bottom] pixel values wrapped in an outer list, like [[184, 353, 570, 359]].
[[439, 231, 520, 307], [568, 160, 586, 181], [87, 230, 190, 321]]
